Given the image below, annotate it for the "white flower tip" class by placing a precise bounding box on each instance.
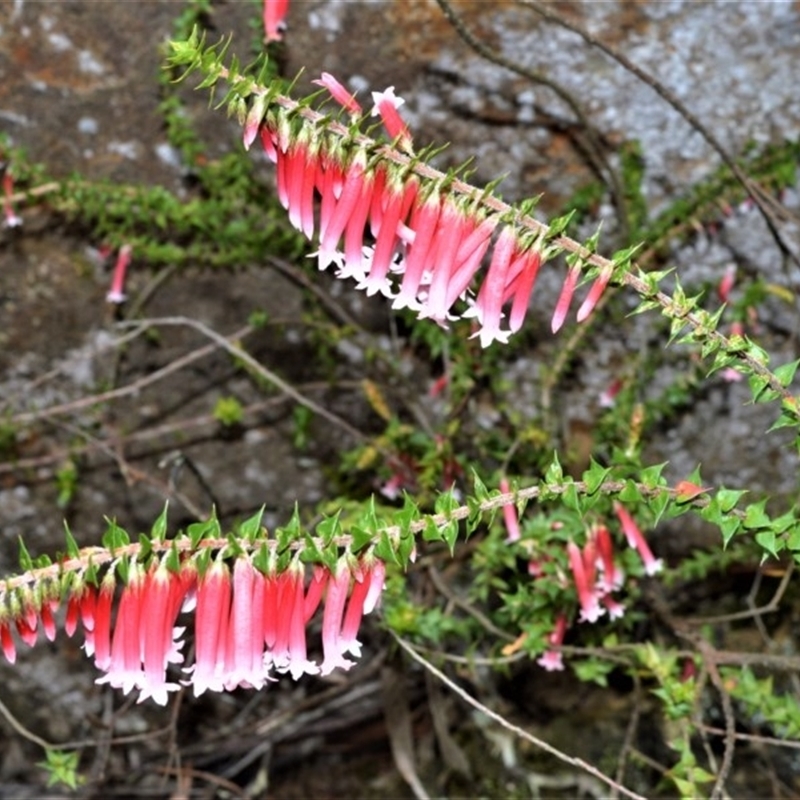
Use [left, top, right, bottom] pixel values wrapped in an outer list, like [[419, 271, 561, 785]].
[[645, 559, 664, 576], [575, 300, 593, 323], [106, 291, 127, 304]]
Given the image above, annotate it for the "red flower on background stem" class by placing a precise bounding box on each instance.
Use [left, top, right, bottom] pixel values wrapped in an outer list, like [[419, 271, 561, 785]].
[[2, 169, 22, 228], [537, 614, 567, 672], [106, 245, 132, 304], [499, 479, 521, 543], [613, 502, 663, 576], [263, 0, 290, 42]]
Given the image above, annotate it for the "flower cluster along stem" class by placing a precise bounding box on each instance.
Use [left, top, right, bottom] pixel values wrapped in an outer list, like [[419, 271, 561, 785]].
[[169, 34, 800, 414]]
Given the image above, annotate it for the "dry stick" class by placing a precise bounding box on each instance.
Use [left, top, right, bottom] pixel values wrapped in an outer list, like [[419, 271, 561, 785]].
[[0, 385, 358, 478], [433, 0, 631, 242], [520, 0, 799, 269], [393, 633, 648, 800], [612, 673, 644, 800], [699, 725, 800, 752], [116, 316, 369, 445], [427, 565, 515, 641], [266, 254, 363, 329], [687, 562, 794, 625], [697, 639, 737, 800], [8, 323, 254, 426]]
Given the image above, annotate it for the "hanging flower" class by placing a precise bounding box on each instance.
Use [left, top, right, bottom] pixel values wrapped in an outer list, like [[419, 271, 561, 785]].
[[499, 479, 521, 543], [567, 540, 604, 623], [106, 245, 133, 305], [2, 169, 22, 228], [613, 502, 663, 576], [247, 73, 611, 346], [0, 549, 387, 705], [537, 614, 567, 672], [263, 0, 290, 42]]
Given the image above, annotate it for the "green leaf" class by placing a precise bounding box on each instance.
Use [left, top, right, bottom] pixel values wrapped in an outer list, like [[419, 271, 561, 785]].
[[138, 533, 153, 562], [774, 359, 800, 388], [299, 532, 324, 564], [719, 516, 740, 547], [150, 502, 169, 542], [276, 503, 303, 553], [316, 511, 342, 546], [472, 470, 490, 503], [755, 529, 780, 559], [238, 506, 265, 542], [102, 519, 130, 552], [442, 520, 459, 555], [716, 488, 746, 513], [63, 521, 80, 559], [544, 453, 563, 485], [423, 518, 444, 543], [350, 524, 375, 553], [166, 541, 182, 573], [17, 537, 33, 572], [639, 462, 667, 489], [583, 458, 611, 495], [187, 510, 221, 549], [743, 500, 770, 529], [397, 529, 415, 566]]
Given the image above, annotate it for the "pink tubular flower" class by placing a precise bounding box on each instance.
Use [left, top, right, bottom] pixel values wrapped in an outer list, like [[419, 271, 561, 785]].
[[88, 575, 115, 669], [576, 265, 612, 323], [361, 173, 408, 296], [362, 558, 385, 614], [506, 246, 543, 334], [317, 153, 370, 271], [40, 599, 58, 642], [599, 377, 624, 408], [499, 479, 521, 543], [286, 565, 319, 679], [471, 226, 518, 347], [225, 558, 269, 690], [106, 245, 132, 304], [96, 564, 145, 699], [717, 264, 736, 304], [0, 620, 15, 664], [567, 541, 604, 623], [2, 169, 22, 228], [613, 502, 663, 576], [320, 559, 356, 675], [392, 189, 442, 311], [191, 559, 232, 697], [313, 73, 362, 115], [303, 564, 328, 623], [242, 95, 268, 151], [537, 614, 567, 672], [592, 524, 623, 592], [551, 263, 580, 333], [371, 87, 412, 150], [263, 0, 290, 42], [339, 563, 372, 658]]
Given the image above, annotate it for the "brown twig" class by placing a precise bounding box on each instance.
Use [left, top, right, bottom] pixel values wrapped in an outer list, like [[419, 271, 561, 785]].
[[393, 632, 648, 800], [115, 316, 369, 445]]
